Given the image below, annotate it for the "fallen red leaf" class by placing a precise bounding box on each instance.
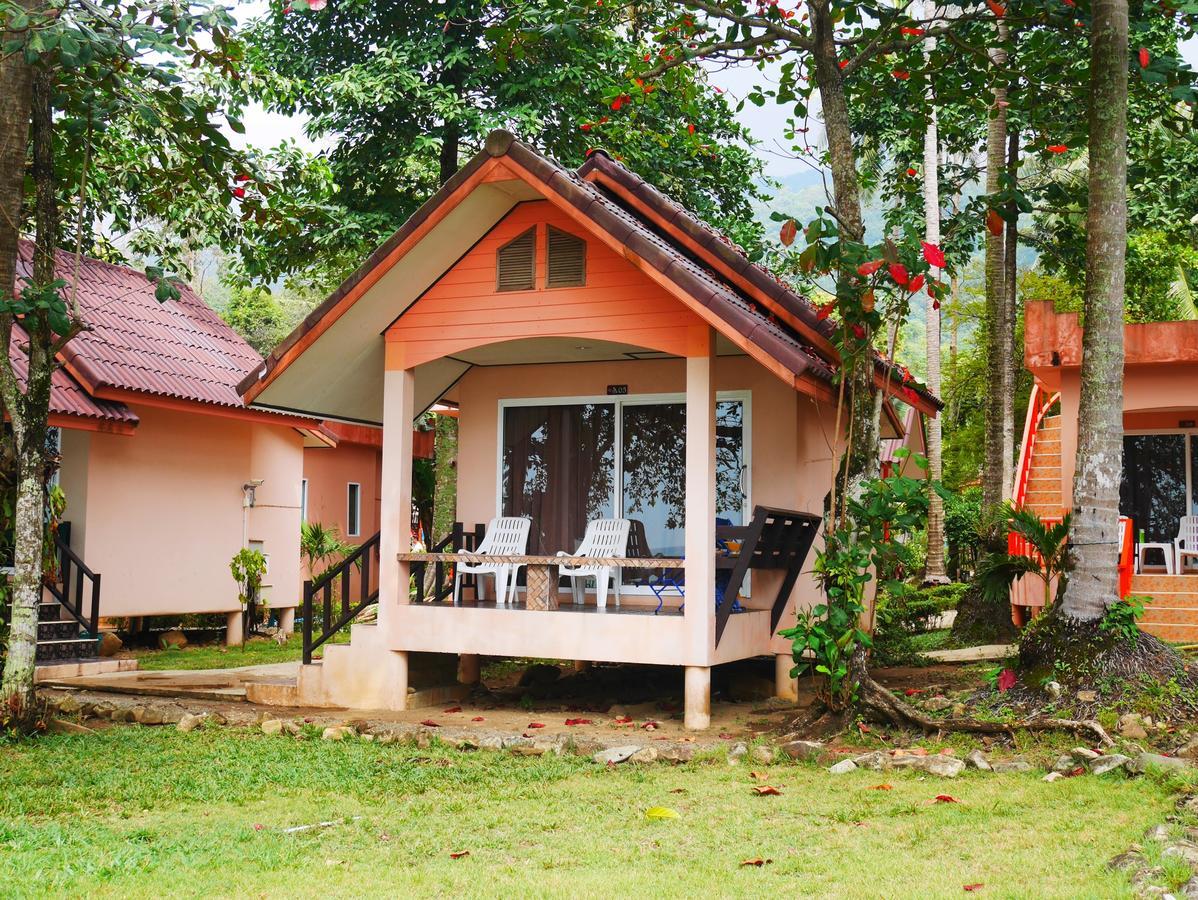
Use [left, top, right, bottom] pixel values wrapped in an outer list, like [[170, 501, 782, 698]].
[[996, 668, 1017, 693], [1065, 765, 1086, 778], [904, 688, 924, 697], [752, 785, 782, 796], [641, 721, 660, 730], [740, 857, 772, 867], [442, 706, 462, 714], [857, 723, 871, 734], [449, 850, 471, 859], [870, 784, 894, 791], [565, 718, 592, 726], [471, 716, 484, 722], [527, 722, 546, 729], [718, 732, 734, 740], [963, 885, 984, 892], [613, 715, 634, 724], [935, 795, 960, 803], [419, 720, 440, 728]]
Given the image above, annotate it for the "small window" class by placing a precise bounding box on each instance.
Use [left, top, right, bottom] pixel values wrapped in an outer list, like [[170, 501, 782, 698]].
[[300, 479, 309, 523], [496, 227, 536, 292], [347, 482, 361, 537], [546, 226, 586, 287]]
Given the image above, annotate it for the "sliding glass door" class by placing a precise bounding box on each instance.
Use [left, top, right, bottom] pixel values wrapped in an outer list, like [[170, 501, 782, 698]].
[[1119, 433, 1195, 543], [500, 394, 749, 583]]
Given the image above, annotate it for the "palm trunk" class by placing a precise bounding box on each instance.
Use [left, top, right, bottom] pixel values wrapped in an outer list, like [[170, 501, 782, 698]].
[[1003, 129, 1020, 481], [982, 25, 1010, 511], [1057, 0, 1128, 621], [922, 0, 947, 584]]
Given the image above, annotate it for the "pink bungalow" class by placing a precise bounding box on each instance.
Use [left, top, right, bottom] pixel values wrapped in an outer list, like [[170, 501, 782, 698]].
[[239, 131, 937, 728], [1012, 300, 1198, 641]]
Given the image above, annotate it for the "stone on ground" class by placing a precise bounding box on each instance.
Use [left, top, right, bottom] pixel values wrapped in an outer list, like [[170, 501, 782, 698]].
[[828, 759, 857, 774], [1043, 772, 1064, 783], [322, 726, 353, 741], [159, 629, 188, 650], [261, 719, 284, 736], [781, 739, 824, 762], [727, 743, 748, 764], [1129, 752, 1192, 775], [1117, 713, 1148, 740], [48, 718, 95, 735], [965, 749, 991, 771], [1072, 747, 1101, 761], [593, 745, 640, 765], [1091, 754, 1132, 776], [991, 759, 1032, 774], [177, 713, 205, 733], [97, 632, 123, 657], [921, 756, 965, 778], [629, 747, 658, 764], [751, 745, 774, 765]]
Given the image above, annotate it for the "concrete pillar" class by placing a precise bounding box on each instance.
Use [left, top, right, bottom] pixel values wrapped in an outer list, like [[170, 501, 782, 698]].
[[684, 665, 711, 730], [379, 364, 417, 636], [278, 607, 296, 636], [458, 653, 481, 685], [775, 653, 798, 702], [573, 660, 592, 673], [684, 326, 717, 662], [225, 610, 244, 647]]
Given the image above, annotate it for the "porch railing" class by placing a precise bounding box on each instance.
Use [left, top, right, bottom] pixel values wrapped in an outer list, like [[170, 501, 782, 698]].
[[1011, 381, 1061, 509], [302, 531, 380, 665], [411, 522, 485, 603], [45, 524, 101, 638]]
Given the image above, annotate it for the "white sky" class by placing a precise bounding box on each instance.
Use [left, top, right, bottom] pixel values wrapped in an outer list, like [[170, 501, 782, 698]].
[[228, 1, 1198, 181]]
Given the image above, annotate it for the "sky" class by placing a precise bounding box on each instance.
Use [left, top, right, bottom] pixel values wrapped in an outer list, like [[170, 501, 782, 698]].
[[228, 2, 1198, 181]]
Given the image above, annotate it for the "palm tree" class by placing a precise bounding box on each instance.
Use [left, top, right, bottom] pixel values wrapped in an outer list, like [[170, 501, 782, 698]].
[[300, 521, 353, 580], [980, 506, 1072, 610]]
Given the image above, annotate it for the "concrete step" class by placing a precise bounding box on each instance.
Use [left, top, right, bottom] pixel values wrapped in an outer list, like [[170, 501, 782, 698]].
[[38, 619, 85, 642], [35, 638, 97, 663], [1137, 605, 1198, 624], [1132, 574, 1198, 593], [34, 657, 138, 683], [1140, 622, 1198, 643]]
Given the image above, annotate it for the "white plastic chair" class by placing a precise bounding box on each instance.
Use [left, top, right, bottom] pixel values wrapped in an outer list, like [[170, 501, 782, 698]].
[[557, 518, 631, 609], [454, 517, 530, 605], [1175, 516, 1198, 574]]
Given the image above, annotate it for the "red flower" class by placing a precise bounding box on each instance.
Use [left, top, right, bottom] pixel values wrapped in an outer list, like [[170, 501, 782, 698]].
[[1138, 47, 1150, 68], [907, 274, 925, 293], [888, 263, 909, 286], [891, 70, 910, 80], [921, 242, 946, 268], [857, 259, 884, 277], [851, 324, 866, 339], [838, 60, 849, 70], [901, 26, 925, 35], [232, 186, 246, 199], [234, 173, 251, 183], [816, 301, 836, 321], [932, 298, 941, 310], [306, 0, 327, 9], [580, 123, 593, 132], [985, 0, 1006, 15], [687, 123, 696, 134], [906, 167, 918, 177], [1047, 144, 1069, 154]]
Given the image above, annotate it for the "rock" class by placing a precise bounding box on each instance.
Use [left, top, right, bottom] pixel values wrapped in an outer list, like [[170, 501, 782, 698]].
[[479, 736, 504, 751], [828, 759, 858, 774], [509, 740, 544, 757], [207, 712, 228, 726], [1077, 690, 1098, 703], [177, 713, 205, 733], [966, 749, 992, 771], [261, 719, 284, 736], [283, 721, 303, 736], [132, 706, 165, 726], [55, 695, 82, 715], [923, 696, 952, 712], [1118, 713, 1149, 740], [110, 707, 134, 723], [1045, 681, 1062, 700], [1176, 739, 1198, 760], [1181, 876, 1198, 899], [992, 759, 1033, 774], [853, 750, 887, 771], [517, 663, 561, 688], [91, 702, 115, 720], [97, 631, 123, 657], [751, 745, 775, 765], [48, 718, 95, 735], [951, 703, 968, 717], [159, 707, 185, 725], [1178, 795, 1198, 815], [1043, 772, 1064, 783], [630, 747, 658, 764], [1163, 842, 1198, 867], [593, 745, 640, 765], [1146, 824, 1172, 843], [1072, 747, 1102, 761], [658, 745, 695, 764], [322, 726, 353, 741], [1052, 754, 1077, 774], [728, 672, 774, 702], [781, 740, 825, 762], [159, 629, 187, 650], [606, 704, 627, 718], [727, 742, 748, 763], [1108, 850, 1146, 871], [1091, 754, 1132, 776], [1130, 753, 1193, 775], [922, 756, 966, 778]]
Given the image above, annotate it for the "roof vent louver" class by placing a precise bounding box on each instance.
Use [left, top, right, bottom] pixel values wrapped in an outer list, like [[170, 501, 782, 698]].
[[546, 226, 586, 288], [497, 227, 536, 292]]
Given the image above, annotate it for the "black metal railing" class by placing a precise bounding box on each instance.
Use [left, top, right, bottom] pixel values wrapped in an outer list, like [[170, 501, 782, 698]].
[[411, 522, 485, 603], [302, 531, 380, 665], [45, 527, 101, 638]]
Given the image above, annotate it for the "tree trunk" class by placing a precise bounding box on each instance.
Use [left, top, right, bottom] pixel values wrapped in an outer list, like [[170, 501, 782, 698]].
[[1057, 0, 1128, 621], [439, 118, 460, 186], [922, 0, 947, 584], [982, 25, 1010, 511], [1003, 128, 1020, 461], [0, 66, 55, 713], [431, 412, 458, 543]]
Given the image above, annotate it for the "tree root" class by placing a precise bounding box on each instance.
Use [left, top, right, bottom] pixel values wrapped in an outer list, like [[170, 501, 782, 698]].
[[848, 649, 1114, 748]]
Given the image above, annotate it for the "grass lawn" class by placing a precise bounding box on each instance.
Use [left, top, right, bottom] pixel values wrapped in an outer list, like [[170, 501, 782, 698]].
[[0, 727, 1184, 898], [129, 632, 349, 671]]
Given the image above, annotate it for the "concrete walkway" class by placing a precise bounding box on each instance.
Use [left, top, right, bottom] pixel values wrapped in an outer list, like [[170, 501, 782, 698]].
[[924, 644, 1017, 663], [39, 662, 301, 702]]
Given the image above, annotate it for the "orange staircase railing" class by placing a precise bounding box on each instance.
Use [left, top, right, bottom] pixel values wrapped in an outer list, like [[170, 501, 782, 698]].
[[1011, 382, 1061, 509]]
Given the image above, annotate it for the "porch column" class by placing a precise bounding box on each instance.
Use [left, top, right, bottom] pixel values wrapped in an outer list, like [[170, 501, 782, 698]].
[[775, 653, 798, 702], [684, 326, 716, 729]]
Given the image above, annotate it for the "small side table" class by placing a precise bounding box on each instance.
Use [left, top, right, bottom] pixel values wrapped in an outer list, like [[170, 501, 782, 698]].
[[524, 563, 560, 610], [1137, 542, 1174, 575]]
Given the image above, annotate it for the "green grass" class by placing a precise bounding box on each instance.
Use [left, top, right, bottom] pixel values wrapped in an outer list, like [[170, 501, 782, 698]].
[[0, 727, 1180, 898], [131, 632, 349, 671]]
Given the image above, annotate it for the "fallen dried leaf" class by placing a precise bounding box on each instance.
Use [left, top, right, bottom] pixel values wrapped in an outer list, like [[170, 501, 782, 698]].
[[471, 716, 484, 722], [442, 706, 462, 714], [752, 785, 782, 796], [749, 771, 767, 781], [963, 884, 984, 892], [870, 784, 894, 791], [449, 850, 471, 859], [740, 857, 773, 867], [565, 718, 592, 726], [1065, 766, 1086, 778], [857, 723, 871, 734], [419, 720, 440, 728], [613, 715, 633, 724], [904, 688, 924, 696], [934, 795, 960, 803], [668, 788, 687, 794], [718, 732, 734, 740], [642, 720, 660, 730], [527, 722, 546, 729], [645, 806, 680, 820], [252, 823, 264, 831]]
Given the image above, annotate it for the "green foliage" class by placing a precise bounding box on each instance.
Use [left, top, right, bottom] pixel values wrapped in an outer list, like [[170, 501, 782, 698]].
[[977, 505, 1072, 609], [873, 582, 967, 666], [229, 548, 267, 608], [1, 280, 70, 336], [300, 522, 353, 581], [943, 487, 984, 581], [1100, 596, 1148, 645], [220, 287, 290, 356]]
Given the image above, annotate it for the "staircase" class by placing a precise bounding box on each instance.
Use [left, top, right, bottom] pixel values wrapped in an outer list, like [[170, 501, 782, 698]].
[[36, 596, 99, 663], [1131, 574, 1198, 644], [1022, 413, 1064, 516]]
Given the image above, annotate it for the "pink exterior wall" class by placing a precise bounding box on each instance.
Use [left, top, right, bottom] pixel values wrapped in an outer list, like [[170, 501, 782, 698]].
[[63, 404, 304, 618], [1025, 301, 1198, 507], [452, 353, 837, 654], [303, 440, 383, 547]]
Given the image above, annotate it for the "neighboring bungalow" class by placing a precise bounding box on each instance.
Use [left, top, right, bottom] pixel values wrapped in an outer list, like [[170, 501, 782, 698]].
[[239, 131, 938, 728], [14, 244, 374, 661], [302, 422, 385, 546], [1012, 300, 1198, 641]]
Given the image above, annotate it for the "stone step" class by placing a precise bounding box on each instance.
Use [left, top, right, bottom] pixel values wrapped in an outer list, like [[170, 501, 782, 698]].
[[1139, 621, 1198, 643], [1131, 574, 1198, 593], [38, 619, 85, 642], [1137, 604, 1198, 624], [1030, 454, 1063, 469], [35, 638, 97, 663]]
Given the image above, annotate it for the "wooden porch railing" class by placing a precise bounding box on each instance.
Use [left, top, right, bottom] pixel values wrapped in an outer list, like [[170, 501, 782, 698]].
[[45, 524, 101, 638], [302, 531, 380, 665], [411, 522, 485, 603]]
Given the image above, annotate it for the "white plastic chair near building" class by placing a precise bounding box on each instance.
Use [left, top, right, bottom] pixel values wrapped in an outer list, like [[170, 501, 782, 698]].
[[1175, 516, 1198, 574], [557, 518, 631, 609], [453, 516, 530, 605]]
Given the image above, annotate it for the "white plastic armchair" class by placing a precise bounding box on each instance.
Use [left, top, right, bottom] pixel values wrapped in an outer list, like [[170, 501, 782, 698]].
[[556, 518, 631, 609], [1175, 516, 1198, 574], [453, 517, 530, 605]]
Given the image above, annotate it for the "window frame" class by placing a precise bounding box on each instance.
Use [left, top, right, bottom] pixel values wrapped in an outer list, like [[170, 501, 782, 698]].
[[346, 482, 362, 537], [300, 478, 309, 524], [495, 226, 537, 292]]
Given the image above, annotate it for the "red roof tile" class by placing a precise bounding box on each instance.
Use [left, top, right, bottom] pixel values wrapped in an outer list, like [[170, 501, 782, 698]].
[[17, 241, 263, 411]]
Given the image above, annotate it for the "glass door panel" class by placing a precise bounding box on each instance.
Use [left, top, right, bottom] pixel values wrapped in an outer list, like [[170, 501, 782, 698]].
[[1120, 434, 1187, 543]]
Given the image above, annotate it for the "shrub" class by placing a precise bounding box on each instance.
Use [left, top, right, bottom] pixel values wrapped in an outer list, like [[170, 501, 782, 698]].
[[943, 487, 983, 580], [872, 582, 968, 665]]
